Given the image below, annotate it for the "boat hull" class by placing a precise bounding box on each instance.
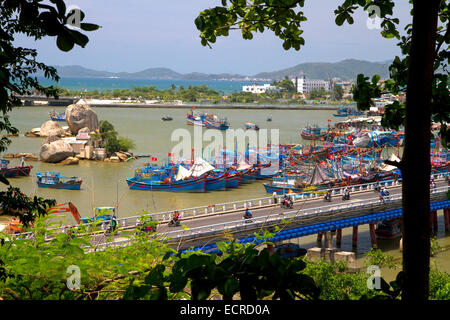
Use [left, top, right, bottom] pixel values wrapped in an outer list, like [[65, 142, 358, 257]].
[[127, 177, 206, 192], [205, 175, 227, 191], [225, 175, 240, 188], [37, 180, 82, 190]]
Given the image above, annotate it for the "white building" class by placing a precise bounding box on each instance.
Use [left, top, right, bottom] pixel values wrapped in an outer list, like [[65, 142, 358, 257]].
[[242, 83, 279, 94], [291, 75, 332, 94]]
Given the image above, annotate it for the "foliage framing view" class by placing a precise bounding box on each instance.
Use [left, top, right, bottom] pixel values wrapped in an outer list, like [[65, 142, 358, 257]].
[[194, 0, 449, 301]]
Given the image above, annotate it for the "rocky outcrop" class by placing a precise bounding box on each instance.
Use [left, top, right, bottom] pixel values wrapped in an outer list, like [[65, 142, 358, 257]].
[[57, 156, 79, 165], [39, 121, 65, 137], [65, 103, 99, 134], [39, 140, 74, 163], [43, 135, 61, 145]]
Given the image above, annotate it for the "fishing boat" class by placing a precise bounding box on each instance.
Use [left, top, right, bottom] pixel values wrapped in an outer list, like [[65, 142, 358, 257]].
[[127, 161, 210, 192], [300, 125, 327, 140], [186, 109, 206, 126], [225, 170, 241, 188], [204, 114, 230, 130], [245, 121, 259, 130], [205, 171, 227, 191], [375, 218, 402, 240], [333, 106, 362, 117], [49, 110, 66, 122], [352, 131, 401, 148], [162, 116, 173, 121], [36, 172, 82, 190], [0, 159, 32, 178]]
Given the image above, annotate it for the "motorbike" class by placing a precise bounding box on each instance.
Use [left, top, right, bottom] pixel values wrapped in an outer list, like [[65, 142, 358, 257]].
[[374, 184, 381, 192], [324, 193, 332, 202], [168, 219, 181, 227], [280, 199, 293, 209], [342, 193, 350, 201]]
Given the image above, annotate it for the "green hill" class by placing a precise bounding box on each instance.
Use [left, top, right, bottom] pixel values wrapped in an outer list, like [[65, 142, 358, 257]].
[[253, 59, 391, 80]]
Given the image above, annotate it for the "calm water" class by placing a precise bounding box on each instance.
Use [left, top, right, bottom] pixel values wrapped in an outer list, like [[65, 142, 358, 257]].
[[3, 105, 450, 272], [37, 77, 256, 95]]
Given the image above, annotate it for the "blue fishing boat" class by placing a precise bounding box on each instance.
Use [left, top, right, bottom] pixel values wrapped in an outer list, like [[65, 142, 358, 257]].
[[127, 175, 206, 192], [127, 162, 208, 192], [245, 122, 259, 130], [333, 106, 362, 117], [204, 114, 230, 130], [36, 172, 82, 190], [225, 171, 241, 188], [300, 125, 327, 140], [49, 111, 66, 122], [186, 109, 206, 126], [205, 172, 227, 191]]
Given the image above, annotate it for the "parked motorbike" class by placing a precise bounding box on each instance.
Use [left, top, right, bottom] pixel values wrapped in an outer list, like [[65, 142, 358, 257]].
[[324, 193, 332, 202], [280, 199, 293, 209], [342, 193, 350, 201]]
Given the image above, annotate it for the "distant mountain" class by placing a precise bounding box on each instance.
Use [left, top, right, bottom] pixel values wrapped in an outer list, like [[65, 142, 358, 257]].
[[252, 59, 391, 81], [43, 59, 391, 81]]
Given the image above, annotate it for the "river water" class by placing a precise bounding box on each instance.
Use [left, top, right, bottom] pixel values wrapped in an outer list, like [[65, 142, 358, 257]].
[[3, 106, 450, 275]]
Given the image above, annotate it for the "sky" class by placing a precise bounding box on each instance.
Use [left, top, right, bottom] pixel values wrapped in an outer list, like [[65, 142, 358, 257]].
[[15, 0, 413, 75]]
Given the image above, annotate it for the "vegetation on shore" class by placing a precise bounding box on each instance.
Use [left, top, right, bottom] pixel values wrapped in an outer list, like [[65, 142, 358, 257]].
[[55, 84, 343, 105], [90, 120, 136, 156], [0, 218, 449, 300]]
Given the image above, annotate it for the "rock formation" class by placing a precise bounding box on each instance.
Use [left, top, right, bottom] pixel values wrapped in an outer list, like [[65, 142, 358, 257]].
[[39, 121, 65, 137], [65, 103, 99, 134], [39, 139, 74, 163]]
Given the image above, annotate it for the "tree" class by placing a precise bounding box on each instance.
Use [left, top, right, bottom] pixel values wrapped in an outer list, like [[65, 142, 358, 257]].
[[333, 84, 344, 101], [0, 0, 99, 224], [276, 76, 297, 92], [0, 0, 100, 154], [194, 0, 449, 301]]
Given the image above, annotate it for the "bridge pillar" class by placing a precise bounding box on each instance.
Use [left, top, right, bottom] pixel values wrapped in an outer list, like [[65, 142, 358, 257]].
[[317, 233, 323, 243], [336, 229, 342, 247], [352, 226, 358, 249], [430, 210, 438, 233], [369, 223, 377, 248], [444, 208, 450, 232]]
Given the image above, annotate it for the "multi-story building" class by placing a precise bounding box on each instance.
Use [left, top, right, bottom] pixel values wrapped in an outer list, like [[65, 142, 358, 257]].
[[242, 83, 279, 93], [291, 75, 333, 93]]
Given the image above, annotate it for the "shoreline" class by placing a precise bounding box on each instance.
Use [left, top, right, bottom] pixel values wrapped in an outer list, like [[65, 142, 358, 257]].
[[24, 103, 345, 110]]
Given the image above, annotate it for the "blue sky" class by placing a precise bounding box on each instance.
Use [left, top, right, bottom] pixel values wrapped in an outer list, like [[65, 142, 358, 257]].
[[15, 0, 412, 75]]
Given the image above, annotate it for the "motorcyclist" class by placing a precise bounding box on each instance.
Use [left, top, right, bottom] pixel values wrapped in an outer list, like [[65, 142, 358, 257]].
[[374, 181, 381, 192], [343, 187, 350, 200], [108, 216, 118, 233], [243, 208, 253, 219], [430, 177, 436, 189], [324, 190, 332, 201], [380, 187, 389, 203], [171, 211, 181, 225]]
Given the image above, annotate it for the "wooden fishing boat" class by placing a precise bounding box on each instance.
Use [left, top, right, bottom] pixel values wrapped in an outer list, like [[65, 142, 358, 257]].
[[49, 111, 66, 121], [300, 126, 327, 140], [36, 172, 82, 190], [375, 218, 402, 240], [0, 159, 32, 178], [127, 176, 206, 192]]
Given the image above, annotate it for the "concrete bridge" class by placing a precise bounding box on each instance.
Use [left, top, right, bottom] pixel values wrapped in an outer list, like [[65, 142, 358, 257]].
[[11, 173, 450, 253]]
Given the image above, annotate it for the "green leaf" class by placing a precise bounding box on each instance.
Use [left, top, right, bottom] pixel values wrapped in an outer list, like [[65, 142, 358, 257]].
[[80, 23, 100, 31], [56, 35, 74, 52]]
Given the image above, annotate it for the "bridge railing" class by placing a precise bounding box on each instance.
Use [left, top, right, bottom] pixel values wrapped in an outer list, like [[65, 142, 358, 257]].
[[93, 185, 449, 250], [9, 172, 448, 239]]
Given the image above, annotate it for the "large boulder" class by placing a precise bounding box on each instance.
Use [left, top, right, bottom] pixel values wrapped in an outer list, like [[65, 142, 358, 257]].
[[39, 140, 74, 163], [43, 135, 61, 145], [65, 103, 99, 134], [39, 121, 65, 137]]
